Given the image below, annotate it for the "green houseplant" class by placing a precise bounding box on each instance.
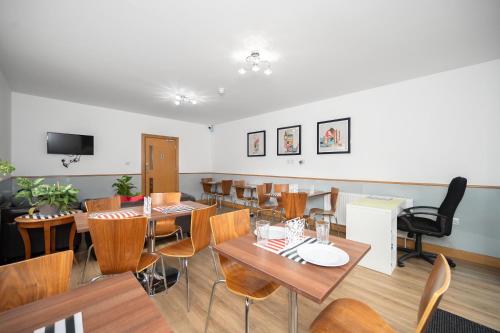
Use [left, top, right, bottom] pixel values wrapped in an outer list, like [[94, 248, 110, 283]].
[[112, 175, 142, 202], [0, 160, 15, 176], [15, 177, 80, 215]]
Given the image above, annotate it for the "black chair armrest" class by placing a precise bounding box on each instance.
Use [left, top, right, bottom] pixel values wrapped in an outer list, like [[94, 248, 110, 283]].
[[401, 206, 439, 214]]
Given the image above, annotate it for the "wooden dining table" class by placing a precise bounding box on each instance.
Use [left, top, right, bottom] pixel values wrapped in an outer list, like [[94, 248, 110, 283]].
[[73, 200, 208, 295], [0, 272, 172, 333], [213, 227, 370, 333]]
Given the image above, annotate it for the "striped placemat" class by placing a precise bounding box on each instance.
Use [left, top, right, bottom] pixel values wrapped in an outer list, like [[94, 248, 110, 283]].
[[22, 210, 82, 220], [90, 210, 141, 219], [34, 311, 83, 333], [153, 204, 194, 214], [267, 193, 281, 197], [254, 237, 333, 265]]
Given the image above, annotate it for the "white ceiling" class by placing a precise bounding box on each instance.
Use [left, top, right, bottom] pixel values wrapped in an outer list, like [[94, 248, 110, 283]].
[[0, 0, 499, 124]]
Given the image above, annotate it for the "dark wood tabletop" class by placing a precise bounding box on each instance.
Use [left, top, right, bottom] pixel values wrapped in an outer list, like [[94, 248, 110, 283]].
[[214, 228, 370, 303], [0, 273, 172, 333], [74, 200, 208, 233]]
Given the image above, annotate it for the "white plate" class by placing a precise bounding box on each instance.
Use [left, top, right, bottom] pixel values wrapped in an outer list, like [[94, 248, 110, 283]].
[[253, 226, 285, 239], [296, 243, 350, 267]]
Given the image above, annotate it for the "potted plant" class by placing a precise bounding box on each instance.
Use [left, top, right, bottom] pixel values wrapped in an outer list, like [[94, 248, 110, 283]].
[[0, 160, 15, 176], [112, 175, 143, 202], [15, 177, 80, 215]]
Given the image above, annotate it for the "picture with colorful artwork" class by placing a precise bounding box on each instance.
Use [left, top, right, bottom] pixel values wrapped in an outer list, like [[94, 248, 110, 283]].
[[247, 130, 266, 157], [277, 125, 301, 156], [317, 118, 350, 154]]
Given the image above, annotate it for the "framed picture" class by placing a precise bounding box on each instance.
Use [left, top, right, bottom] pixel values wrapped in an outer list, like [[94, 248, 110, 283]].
[[317, 117, 351, 154], [277, 125, 301, 156], [247, 130, 266, 157]]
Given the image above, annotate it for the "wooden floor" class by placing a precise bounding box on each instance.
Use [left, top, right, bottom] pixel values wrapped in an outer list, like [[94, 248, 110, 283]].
[[70, 213, 500, 333]]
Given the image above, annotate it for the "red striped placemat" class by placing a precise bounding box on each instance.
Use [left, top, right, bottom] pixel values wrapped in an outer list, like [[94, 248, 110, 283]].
[[153, 204, 194, 214], [90, 210, 141, 219]]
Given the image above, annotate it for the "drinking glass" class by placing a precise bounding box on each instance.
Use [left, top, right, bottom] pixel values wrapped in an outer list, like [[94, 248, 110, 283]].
[[255, 220, 270, 245], [315, 220, 330, 244]]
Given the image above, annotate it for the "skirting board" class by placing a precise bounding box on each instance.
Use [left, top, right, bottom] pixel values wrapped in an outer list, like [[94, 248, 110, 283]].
[[202, 199, 500, 269]]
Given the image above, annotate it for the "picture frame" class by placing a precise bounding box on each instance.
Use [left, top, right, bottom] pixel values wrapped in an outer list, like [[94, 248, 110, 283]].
[[277, 125, 301, 156], [317, 117, 351, 154], [247, 130, 266, 157]]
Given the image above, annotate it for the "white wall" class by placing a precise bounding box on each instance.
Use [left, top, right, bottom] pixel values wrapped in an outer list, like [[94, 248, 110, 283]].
[[11, 93, 212, 176], [0, 69, 11, 161], [213, 60, 500, 186]]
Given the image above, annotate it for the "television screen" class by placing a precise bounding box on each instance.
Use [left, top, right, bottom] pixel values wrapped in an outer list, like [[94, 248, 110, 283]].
[[47, 132, 94, 155]]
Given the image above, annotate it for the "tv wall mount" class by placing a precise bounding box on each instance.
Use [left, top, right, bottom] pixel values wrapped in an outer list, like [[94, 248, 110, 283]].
[[61, 155, 81, 168]]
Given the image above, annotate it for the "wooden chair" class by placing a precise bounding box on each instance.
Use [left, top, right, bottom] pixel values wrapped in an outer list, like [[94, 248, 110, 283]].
[[274, 184, 289, 211], [264, 182, 273, 194], [205, 209, 280, 333], [0, 250, 73, 312], [308, 187, 339, 231], [157, 204, 217, 311], [201, 182, 216, 204], [233, 180, 256, 208], [81, 196, 122, 283], [85, 216, 164, 294], [310, 254, 451, 333], [281, 192, 308, 220], [151, 192, 183, 242], [215, 180, 233, 209], [255, 184, 279, 222]]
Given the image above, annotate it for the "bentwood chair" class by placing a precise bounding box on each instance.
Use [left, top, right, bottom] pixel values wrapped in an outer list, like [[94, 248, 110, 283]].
[[206, 209, 280, 333], [201, 182, 216, 204], [151, 192, 183, 242], [85, 216, 165, 294], [234, 180, 256, 209], [310, 253, 451, 333], [264, 182, 273, 194], [273, 184, 289, 212], [81, 196, 122, 283], [397, 177, 467, 268], [308, 187, 339, 231], [255, 184, 280, 222], [157, 204, 217, 311], [214, 180, 233, 210], [0, 250, 73, 312], [281, 192, 308, 221]]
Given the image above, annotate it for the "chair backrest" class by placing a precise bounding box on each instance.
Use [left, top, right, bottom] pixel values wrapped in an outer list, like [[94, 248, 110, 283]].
[[330, 187, 339, 213], [190, 204, 217, 254], [233, 180, 245, 186], [274, 184, 289, 193], [264, 183, 273, 194], [256, 184, 268, 204], [234, 181, 246, 200], [416, 254, 451, 333], [281, 192, 308, 219], [0, 250, 73, 312], [220, 180, 233, 195], [88, 216, 148, 275], [201, 177, 213, 183], [151, 192, 181, 206], [202, 182, 214, 194], [210, 209, 250, 274], [84, 196, 121, 212], [438, 177, 467, 235]]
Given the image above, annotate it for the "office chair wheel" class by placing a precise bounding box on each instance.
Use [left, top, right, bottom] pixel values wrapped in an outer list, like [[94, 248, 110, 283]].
[[397, 261, 405, 267]]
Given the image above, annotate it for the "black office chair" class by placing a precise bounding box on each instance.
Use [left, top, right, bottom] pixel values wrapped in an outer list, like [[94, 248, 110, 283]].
[[397, 177, 467, 268]]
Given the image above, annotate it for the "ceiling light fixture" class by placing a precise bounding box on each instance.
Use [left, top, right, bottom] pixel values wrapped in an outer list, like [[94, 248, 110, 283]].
[[173, 94, 197, 106], [238, 50, 272, 75]]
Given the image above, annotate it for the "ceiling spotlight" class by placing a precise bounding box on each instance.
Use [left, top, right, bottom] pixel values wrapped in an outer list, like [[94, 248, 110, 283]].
[[218, 87, 225, 95], [238, 50, 273, 76], [173, 94, 197, 106]]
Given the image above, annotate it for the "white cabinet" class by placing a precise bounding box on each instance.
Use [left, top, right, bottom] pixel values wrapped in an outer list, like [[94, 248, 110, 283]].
[[346, 198, 407, 275]]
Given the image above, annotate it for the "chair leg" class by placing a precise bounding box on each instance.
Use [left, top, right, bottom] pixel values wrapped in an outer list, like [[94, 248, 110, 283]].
[[80, 244, 94, 284], [204, 279, 226, 333], [209, 246, 220, 280], [184, 258, 190, 312], [244, 297, 252, 333], [161, 256, 168, 294]]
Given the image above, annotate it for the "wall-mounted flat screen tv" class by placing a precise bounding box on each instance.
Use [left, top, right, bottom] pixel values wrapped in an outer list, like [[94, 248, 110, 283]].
[[47, 132, 94, 155]]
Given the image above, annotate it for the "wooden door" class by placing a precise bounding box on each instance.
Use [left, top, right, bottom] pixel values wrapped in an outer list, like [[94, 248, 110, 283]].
[[142, 134, 179, 195]]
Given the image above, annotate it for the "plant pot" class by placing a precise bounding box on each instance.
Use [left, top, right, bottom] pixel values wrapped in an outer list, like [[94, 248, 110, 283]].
[[38, 204, 60, 215], [128, 195, 144, 202], [119, 195, 131, 203]]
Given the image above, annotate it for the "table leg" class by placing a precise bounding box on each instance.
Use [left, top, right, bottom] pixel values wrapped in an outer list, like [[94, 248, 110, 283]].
[[288, 289, 298, 333], [43, 224, 51, 255], [18, 227, 31, 259]]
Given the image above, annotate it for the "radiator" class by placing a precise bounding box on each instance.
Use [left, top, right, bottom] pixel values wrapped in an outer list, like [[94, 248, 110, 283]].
[[325, 192, 414, 225]]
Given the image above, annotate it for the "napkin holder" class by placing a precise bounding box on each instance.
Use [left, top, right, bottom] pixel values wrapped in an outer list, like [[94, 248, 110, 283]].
[[285, 217, 305, 247]]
